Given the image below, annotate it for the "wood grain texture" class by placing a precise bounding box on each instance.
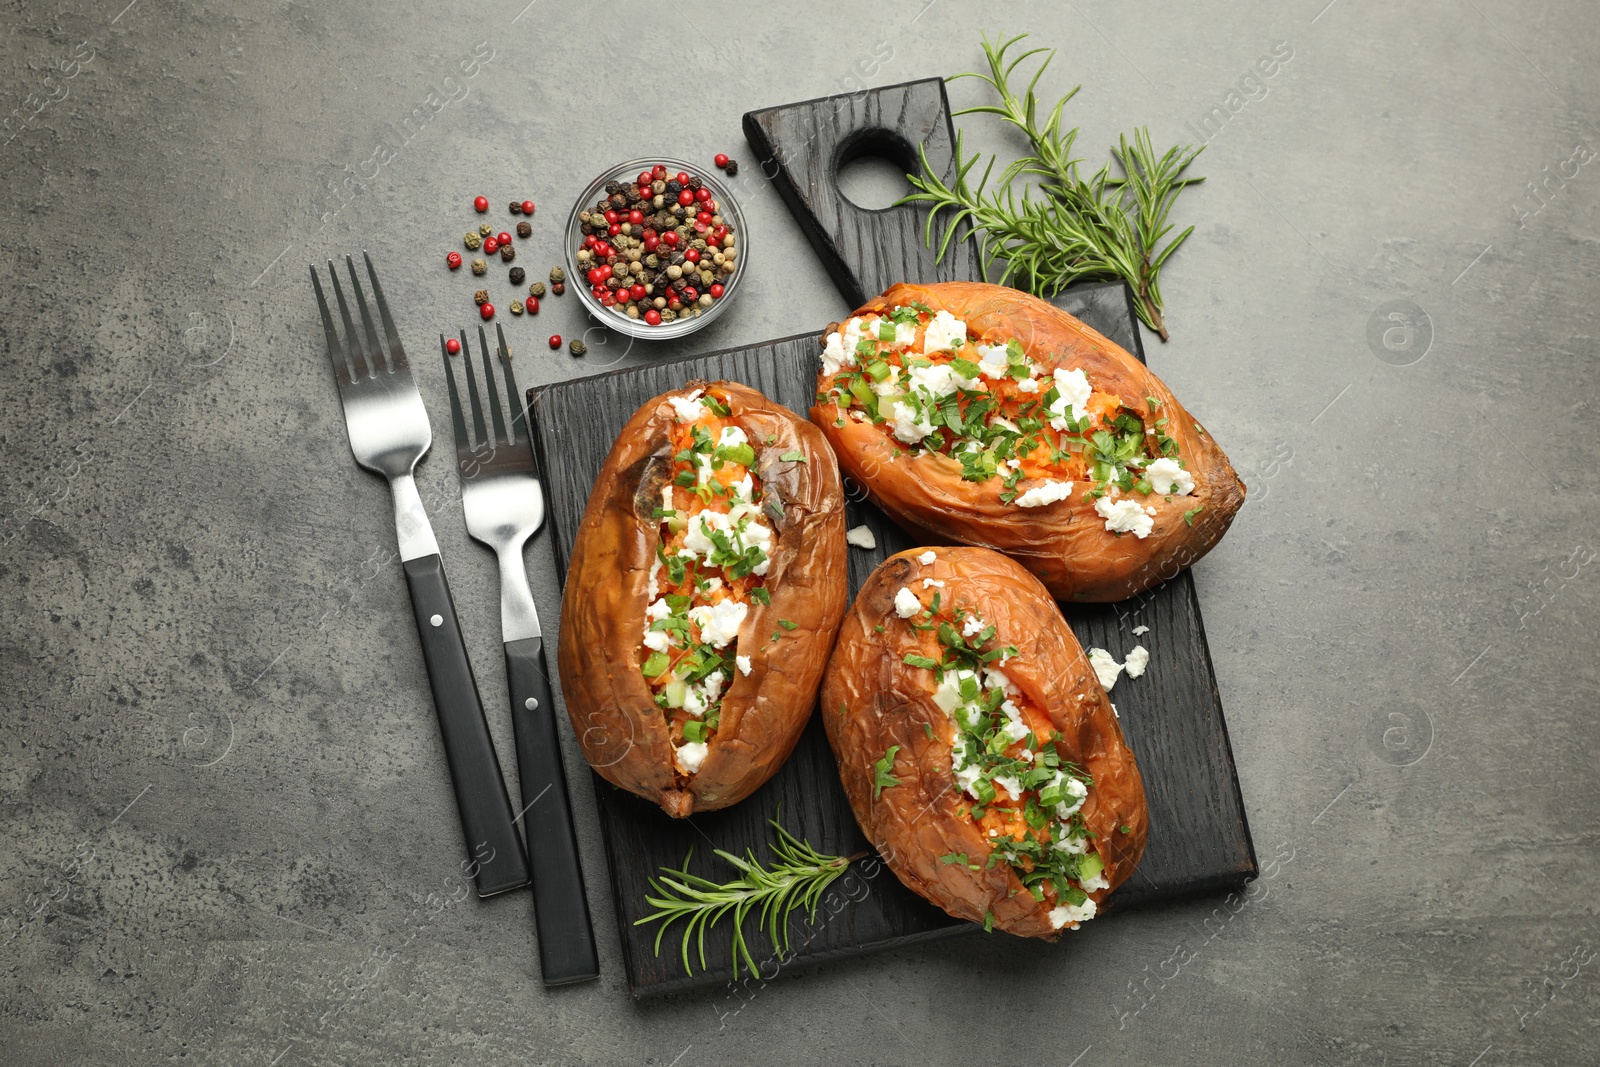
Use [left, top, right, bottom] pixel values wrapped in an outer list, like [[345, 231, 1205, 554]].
[[523, 80, 1254, 999]]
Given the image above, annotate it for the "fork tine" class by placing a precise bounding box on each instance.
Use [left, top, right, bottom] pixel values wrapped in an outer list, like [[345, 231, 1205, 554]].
[[345, 255, 389, 376], [477, 326, 509, 449], [461, 330, 489, 451], [440, 334, 472, 462], [310, 265, 354, 387], [493, 324, 529, 450], [327, 260, 373, 380], [363, 251, 408, 371]]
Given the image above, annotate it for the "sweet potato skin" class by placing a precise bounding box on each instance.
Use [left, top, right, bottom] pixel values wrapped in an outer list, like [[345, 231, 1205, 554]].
[[557, 381, 849, 817], [821, 546, 1149, 938], [811, 282, 1246, 600]]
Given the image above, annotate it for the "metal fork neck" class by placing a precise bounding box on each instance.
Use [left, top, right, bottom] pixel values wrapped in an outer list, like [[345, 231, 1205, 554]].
[[389, 471, 442, 562], [495, 539, 542, 641]]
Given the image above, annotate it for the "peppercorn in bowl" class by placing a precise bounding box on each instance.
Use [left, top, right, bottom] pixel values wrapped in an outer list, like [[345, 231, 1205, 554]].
[[566, 158, 745, 339]]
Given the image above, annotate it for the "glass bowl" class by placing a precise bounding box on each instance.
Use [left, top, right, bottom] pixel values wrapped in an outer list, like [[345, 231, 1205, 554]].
[[564, 157, 747, 341]]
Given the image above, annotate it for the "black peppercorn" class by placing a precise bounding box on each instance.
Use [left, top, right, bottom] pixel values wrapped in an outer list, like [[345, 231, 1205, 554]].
[[664, 180, 682, 196], [687, 176, 703, 191], [609, 193, 627, 209], [604, 180, 623, 196], [509, 266, 526, 286], [516, 220, 532, 239], [474, 289, 489, 306], [509, 201, 523, 215], [500, 244, 515, 263], [569, 339, 587, 356], [723, 159, 738, 176]]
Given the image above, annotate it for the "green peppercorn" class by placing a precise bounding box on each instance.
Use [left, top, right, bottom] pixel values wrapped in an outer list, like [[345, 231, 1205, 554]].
[[510, 299, 525, 314], [569, 339, 587, 356], [479, 223, 493, 237], [471, 257, 487, 276], [464, 231, 482, 251], [549, 266, 566, 283], [528, 281, 546, 298]]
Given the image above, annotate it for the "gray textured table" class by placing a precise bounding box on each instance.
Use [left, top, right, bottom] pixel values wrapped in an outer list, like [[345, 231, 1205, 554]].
[[3, 2, 1596, 1064]]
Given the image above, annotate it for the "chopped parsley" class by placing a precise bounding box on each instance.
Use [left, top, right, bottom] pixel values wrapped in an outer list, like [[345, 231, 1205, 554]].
[[872, 746, 902, 799]]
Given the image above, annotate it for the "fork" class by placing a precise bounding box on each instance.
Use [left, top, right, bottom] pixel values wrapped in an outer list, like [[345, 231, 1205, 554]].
[[310, 253, 531, 898], [439, 324, 599, 985]]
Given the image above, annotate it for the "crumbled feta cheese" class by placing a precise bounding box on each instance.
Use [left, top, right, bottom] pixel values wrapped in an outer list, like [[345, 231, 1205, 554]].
[[955, 763, 982, 797], [1055, 776, 1088, 819], [718, 426, 748, 449], [1013, 480, 1075, 508], [989, 416, 1021, 434], [1047, 368, 1092, 430], [821, 318, 866, 375], [962, 614, 987, 638], [646, 598, 672, 622], [1095, 495, 1154, 539], [701, 671, 727, 705], [1054, 833, 1088, 855], [906, 362, 964, 399], [921, 310, 967, 352], [1078, 868, 1111, 893], [922, 578, 945, 589], [694, 451, 715, 485], [1000, 717, 1030, 743], [674, 741, 708, 774], [642, 630, 669, 653], [688, 599, 748, 648], [1146, 457, 1195, 496], [1123, 645, 1150, 679], [1048, 897, 1097, 929], [1088, 647, 1123, 691], [1015, 377, 1040, 394], [683, 685, 707, 719], [993, 774, 1024, 801], [984, 668, 1012, 692], [888, 399, 934, 444], [893, 586, 922, 618], [846, 525, 877, 549], [668, 389, 706, 422], [894, 320, 917, 347], [932, 675, 964, 714], [730, 473, 754, 502], [1132, 625, 1150, 636], [918, 551, 937, 564], [736, 655, 752, 676], [683, 509, 774, 575], [976, 343, 1010, 379], [870, 369, 903, 398], [647, 557, 662, 600]]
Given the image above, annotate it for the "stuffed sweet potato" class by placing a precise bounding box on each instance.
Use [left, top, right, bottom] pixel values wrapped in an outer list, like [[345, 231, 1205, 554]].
[[810, 281, 1245, 601], [822, 546, 1148, 938], [558, 381, 848, 817]]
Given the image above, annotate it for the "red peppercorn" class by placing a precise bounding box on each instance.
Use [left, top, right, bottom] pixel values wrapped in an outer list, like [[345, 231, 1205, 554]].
[[521, 199, 536, 215], [551, 281, 565, 294], [643, 236, 659, 252], [695, 187, 712, 203], [696, 211, 712, 224], [446, 337, 462, 354], [662, 231, 680, 247], [685, 248, 700, 263], [599, 263, 613, 278], [526, 296, 540, 314], [474, 195, 489, 213], [683, 286, 698, 301], [710, 283, 724, 298], [630, 283, 647, 301], [675, 172, 690, 185], [677, 190, 695, 207], [549, 334, 562, 349], [483, 237, 499, 255], [637, 170, 653, 186], [446, 251, 463, 270], [628, 209, 644, 225], [608, 223, 621, 235], [497, 231, 512, 246], [644, 308, 662, 325], [480, 303, 495, 320], [653, 164, 668, 180], [604, 209, 619, 224], [587, 267, 604, 285], [714, 153, 729, 168]]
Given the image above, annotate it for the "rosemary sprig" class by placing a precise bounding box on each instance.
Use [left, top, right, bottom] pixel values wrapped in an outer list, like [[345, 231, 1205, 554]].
[[635, 817, 861, 978], [900, 32, 1204, 340]]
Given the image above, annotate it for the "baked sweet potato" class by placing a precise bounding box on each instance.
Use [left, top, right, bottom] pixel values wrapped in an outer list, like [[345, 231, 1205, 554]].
[[558, 381, 848, 817], [810, 281, 1245, 600], [822, 546, 1148, 938]]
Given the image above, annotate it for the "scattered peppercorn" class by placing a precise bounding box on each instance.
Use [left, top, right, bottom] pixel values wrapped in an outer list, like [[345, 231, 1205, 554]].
[[471, 257, 488, 275], [464, 231, 482, 251], [551, 281, 565, 295], [474, 289, 489, 306], [521, 199, 536, 216], [474, 195, 489, 213], [548, 334, 562, 350], [483, 237, 499, 255], [480, 303, 495, 320], [516, 220, 532, 239], [479, 222, 493, 237], [723, 159, 738, 176], [569, 339, 587, 356], [446, 337, 461, 355], [509, 266, 526, 286], [714, 152, 729, 168], [447, 251, 463, 270], [525, 295, 540, 313], [509, 201, 523, 215], [549, 266, 566, 283], [528, 281, 546, 298], [500, 244, 515, 263], [510, 300, 524, 315]]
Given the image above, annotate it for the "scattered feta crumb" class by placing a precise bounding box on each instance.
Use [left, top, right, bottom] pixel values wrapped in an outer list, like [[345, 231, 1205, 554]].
[[667, 389, 706, 422], [1145, 457, 1195, 496], [674, 741, 708, 774], [1095, 495, 1154, 539], [907, 362, 965, 399], [820, 318, 866, 375], [1049, 897, 1097, 930], [846, 525, 877, 550], [1088, 647, 1124, 691], [1123, 645, 1150, 679], [993, 774, 1024, 801], [1013, 480, 1075, 508], [893, 586, 922, 618], [922, 578, 945, 589], [1047, 368, 1092, 430], [642, 630, 669, 653], [1078, 868, 1111, 893], [921, 310, 967, 352], [888, 399, 934, 444], [1015, 377, 1040, 394], [736, 655, 752, 676], [962, 614, 987, 637], [688, 599, 748, 648], [918, 550, 937, 564], [1132, 625, 1150, 636], [976, 343, 1010, 379]]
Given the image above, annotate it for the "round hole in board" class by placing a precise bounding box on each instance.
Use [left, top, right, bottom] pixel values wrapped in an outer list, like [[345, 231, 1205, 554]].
[[834, 127, 920, 212]]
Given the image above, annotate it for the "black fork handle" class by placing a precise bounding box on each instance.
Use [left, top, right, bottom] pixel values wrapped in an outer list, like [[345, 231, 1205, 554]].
[[402, 554, 531, 897], [506, 636, 600, 984]]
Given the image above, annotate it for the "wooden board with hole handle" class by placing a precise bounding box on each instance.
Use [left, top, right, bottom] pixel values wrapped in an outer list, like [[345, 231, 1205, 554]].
[[525, 76, 1255, 1000]]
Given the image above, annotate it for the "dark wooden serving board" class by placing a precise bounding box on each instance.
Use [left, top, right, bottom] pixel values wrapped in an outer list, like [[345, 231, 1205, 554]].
[[525, 78, 1254, 999]]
